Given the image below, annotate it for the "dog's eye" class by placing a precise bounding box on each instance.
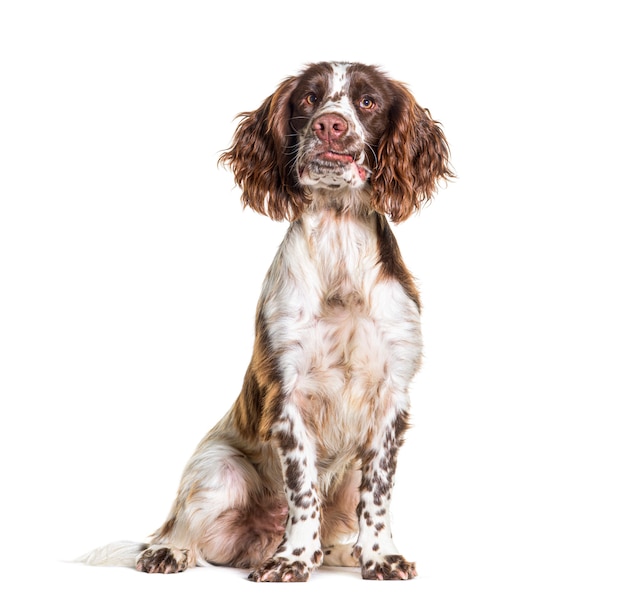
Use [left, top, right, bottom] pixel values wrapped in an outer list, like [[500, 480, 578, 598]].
[[359, 97, 375, 110], [304, 93, 318, 106]]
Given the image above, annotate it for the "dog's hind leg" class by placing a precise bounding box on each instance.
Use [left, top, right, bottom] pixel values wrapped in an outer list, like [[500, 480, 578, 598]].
[[137, 439, 286, 573]]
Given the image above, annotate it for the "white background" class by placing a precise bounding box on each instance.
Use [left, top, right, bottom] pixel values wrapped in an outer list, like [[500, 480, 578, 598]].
[[1, 1, 624, 613]]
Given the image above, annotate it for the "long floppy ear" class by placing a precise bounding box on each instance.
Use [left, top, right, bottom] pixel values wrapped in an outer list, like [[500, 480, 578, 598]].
[[371, 81, 454, 223], [218, 76, 310, 221]]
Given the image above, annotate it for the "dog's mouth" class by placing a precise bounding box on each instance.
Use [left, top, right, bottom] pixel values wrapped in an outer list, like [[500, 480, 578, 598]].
[[299, 149, 370, 186], [316, 151, 356, 165]]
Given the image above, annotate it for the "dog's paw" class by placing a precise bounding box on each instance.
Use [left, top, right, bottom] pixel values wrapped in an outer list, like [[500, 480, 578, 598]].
[[136, 545, 189, 574], [359, 554, 417, 580], [248, 557, 314, 582]]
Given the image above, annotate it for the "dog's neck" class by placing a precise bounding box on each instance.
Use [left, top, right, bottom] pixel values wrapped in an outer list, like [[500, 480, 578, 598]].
[[281, 191, 381, 311], [303, 185, 373, 218], [297, 189, 378, 251]]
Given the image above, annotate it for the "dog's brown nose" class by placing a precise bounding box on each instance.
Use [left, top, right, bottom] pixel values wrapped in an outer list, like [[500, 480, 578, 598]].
[[313, 114, 348, 142]]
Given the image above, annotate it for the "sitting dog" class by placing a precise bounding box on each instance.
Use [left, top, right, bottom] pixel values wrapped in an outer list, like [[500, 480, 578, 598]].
[[80, 61, 452, 581]]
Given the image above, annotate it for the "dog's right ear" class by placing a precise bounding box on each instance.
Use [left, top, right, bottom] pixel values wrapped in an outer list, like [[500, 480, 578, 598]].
[[219, 76, 310, 221]]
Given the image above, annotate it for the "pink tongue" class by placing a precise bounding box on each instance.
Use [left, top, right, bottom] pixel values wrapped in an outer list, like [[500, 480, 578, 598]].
[[320, 151, 354, 164]]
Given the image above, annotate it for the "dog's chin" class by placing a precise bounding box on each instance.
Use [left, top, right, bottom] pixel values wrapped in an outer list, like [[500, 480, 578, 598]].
[[298, 155, 370, 190]]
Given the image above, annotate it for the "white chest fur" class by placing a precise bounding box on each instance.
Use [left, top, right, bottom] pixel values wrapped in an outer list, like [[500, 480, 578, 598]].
[[260, 207, 422, 461]]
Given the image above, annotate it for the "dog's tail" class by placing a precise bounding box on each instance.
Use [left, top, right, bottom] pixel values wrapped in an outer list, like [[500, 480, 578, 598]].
[[76, 540, 148, 568]]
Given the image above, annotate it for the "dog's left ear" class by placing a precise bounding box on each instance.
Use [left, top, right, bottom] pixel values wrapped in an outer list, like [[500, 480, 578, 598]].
[[372, 81, 454, 222]]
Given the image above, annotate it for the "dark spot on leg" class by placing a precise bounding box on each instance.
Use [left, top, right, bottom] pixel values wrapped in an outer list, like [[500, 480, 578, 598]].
[[285, 458, 303, 492]]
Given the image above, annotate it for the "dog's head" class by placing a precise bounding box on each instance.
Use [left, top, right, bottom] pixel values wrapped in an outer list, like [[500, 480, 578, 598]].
[[219, 62, 453, 222]]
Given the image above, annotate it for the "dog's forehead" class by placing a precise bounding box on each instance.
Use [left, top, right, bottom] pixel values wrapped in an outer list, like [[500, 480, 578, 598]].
[[329, 62, 349, 98], [321, 62, 360, 114], [326, 62, 383, 101]]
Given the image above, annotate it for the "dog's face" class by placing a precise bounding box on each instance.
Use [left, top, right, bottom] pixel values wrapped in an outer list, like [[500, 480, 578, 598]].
[[289, 63, 396, 191]]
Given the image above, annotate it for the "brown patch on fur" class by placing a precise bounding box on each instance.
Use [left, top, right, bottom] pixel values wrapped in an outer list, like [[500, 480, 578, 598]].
[[375, 214, 421, 310], [232, 313, 284, 442]]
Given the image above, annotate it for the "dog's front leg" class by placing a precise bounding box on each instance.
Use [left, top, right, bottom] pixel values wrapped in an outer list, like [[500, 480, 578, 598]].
[[354, 408, 418, 580], [248, 401, 322, 582]]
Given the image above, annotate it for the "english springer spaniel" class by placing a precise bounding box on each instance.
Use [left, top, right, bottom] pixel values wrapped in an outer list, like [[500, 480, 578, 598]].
[[80, 61, 453, 582]]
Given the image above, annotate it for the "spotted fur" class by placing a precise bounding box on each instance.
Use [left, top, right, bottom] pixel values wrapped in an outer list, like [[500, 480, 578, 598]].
[[78, 62, 452, 582]]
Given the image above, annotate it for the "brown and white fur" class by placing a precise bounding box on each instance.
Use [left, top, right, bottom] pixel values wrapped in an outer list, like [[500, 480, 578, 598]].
[[80, 61, 452, 581]]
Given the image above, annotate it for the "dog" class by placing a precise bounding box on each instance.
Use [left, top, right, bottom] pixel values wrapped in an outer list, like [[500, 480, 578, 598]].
[[80, 61, 452, 581]]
